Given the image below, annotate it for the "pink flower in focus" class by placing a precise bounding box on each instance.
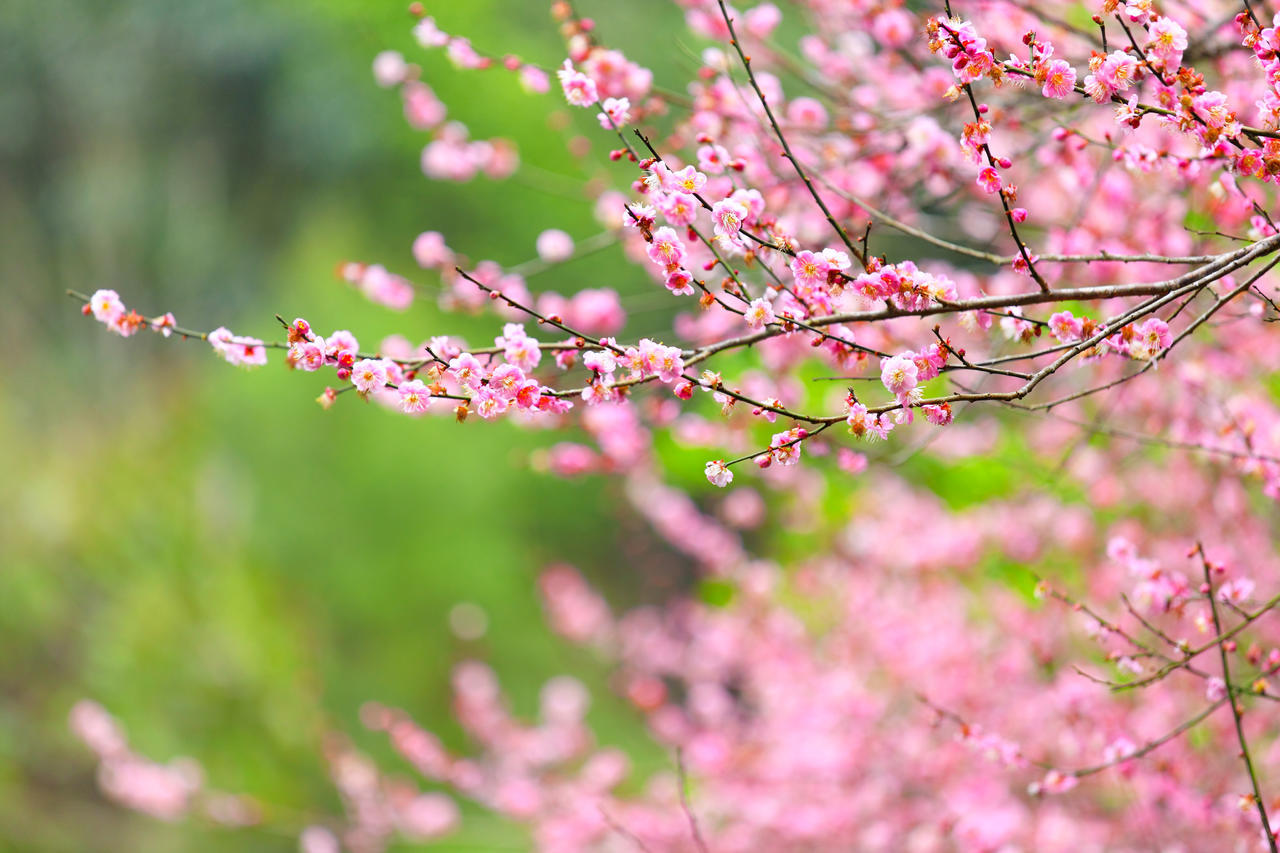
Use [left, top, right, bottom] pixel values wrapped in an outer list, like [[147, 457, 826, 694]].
[[90, 289, 125, 324], [557, 59, 598, 107], [977, 166, 1001, 194], [351, 359, 390, 394], [647, 227, 686, 270], [1041, 59, 1076, 99], [744, 297, 775, 330], [711, 198, 749, 241], [398, 379, 432, 414], [704, 459, 733, 487], [596, 97, 631, 129], [881, 354, 920, 402], [789, 250, 830, 289]]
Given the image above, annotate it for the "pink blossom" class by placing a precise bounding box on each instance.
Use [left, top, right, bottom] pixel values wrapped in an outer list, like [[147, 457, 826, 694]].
[[668, 165, 707, 195], [351, 359, 390, 394], [647, 226, 687, 270], [89, 289, 125, 324], [535, 229, 575, 263], [846, 402, 893, 440], [704, 459, 733, 487], [1130, 318, 1171, 360], [711, 198, 749, 241], [744, 297, 775, 330], [976, 166, 1001, 194], [448, 353, 485, 390], [359, 264, 415, 311], [1146, 17, 1187, 68], [413, 232, 454, 269], [398, 379, 432, 414], [557, 59, 598, 107], [789, 250, 830, 289], [1049, 310, 1084, 342], [325, 330, 359, 360], [596, 97, 631, 129], [872, 9, 915, 49], [412, 17, 449, 48], [488, 363, 527, 399], [1041, 60, 1076, 99], [402, 81, 445, 129], [770, 427, 806, 465], [880, 354, 920, 402], [658, 191, 699, 227], [372, 50, 408, 88], [212, 328, 269, 368], [288, 336, 327, 372], [664, 269, 694, 296]]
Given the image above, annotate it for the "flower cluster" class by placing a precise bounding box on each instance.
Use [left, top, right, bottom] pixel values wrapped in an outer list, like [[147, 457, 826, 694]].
[[69, 0, 1280, 849]]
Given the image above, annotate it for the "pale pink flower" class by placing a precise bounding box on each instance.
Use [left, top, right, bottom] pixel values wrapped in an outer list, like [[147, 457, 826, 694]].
[[557, 59, 598, 107], [744, 3, 782, 39], [976, 166, 1001, 194], [669, 165, 707, 194], [412, 17, 449, 48], [923, 403, 953, 425], [1129, 317, 1171, 360], [489, 363, 527, 399], [647, 227, 687, 269], [1146, 17, 1187, 68], [770, 427, 806, 465], [90, 289, 125, 324], [398, 379, 432, 414], [351, 358, 390, 393], [872, 8, 915, 48], [413, 231, 454, 269], [595, 97, 631, 129], [1049, 310, 1084, 342], [473, 388, 509, 419], [1041, 60, 1076, 99], [664, 270, 694, 295], [325, 330, 359, 360], [448, 353, 485, 389], [658, 192, 699, 227], [744, 298, 775, 330], [881, 354, 920, 402], [583, 349, 617, 375], [789, 250, 830, 289], [372, 50, 408, 88], [711, 198, 749, 240], [288, 337, 327, 372], [535, 229, 575, 263], [846, 402, 893, 440], [786, 97, 828, 130], [704, 459, 734, 487], [396, 793, 460, 840], [402, 81, 445, 129], [1218, 577, 1256, 605], [213, 328, 269, 368], [696, 144, 730, 174]]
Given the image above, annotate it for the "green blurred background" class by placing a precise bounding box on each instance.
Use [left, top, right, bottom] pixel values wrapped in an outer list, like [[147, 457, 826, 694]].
[[0, 1, 694, 849]]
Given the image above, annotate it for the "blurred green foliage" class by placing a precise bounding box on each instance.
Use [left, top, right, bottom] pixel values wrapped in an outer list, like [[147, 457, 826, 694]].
[[0, 1, 691, 849]]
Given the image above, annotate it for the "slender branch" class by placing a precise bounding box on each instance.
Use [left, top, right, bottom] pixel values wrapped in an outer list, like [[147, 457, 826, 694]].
[[715, 0, 866, 268], [1200, 543, 1277, 850], [675, 749, 710, 853]]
